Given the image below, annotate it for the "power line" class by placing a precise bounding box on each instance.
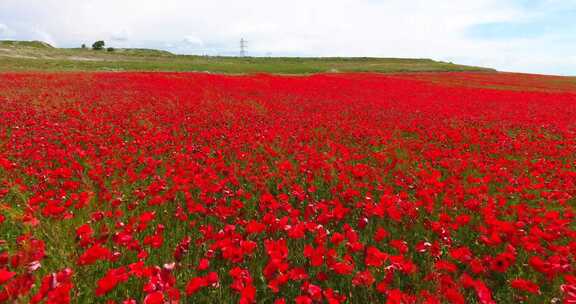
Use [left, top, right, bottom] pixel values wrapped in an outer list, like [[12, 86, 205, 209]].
[[240, 38, 248, 57]]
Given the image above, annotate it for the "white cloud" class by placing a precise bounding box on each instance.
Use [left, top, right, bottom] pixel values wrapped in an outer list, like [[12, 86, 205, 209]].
[[183, 36, 204, 46], [0, 23, 14, 38], [0, 0, 574, 75], [111, 29, 131, 42]]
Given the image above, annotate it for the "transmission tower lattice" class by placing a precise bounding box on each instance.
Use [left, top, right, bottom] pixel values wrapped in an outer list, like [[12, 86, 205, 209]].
[[240, 38, 248, 57]]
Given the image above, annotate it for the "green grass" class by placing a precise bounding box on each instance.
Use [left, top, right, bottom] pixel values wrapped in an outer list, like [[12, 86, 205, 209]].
[[0, 40, 495, 74]]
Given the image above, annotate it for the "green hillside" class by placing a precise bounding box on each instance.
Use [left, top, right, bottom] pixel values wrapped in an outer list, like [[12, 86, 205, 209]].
[[0, 40, 55, 49], [0, 40, 496, 74]]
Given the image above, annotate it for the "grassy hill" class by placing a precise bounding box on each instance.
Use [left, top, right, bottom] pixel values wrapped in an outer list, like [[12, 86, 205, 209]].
[[0, 40, 496, 74], [0, 40, 55, 49]]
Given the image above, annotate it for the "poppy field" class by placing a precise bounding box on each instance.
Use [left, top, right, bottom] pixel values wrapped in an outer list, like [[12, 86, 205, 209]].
[[0, 71, 575, 303]]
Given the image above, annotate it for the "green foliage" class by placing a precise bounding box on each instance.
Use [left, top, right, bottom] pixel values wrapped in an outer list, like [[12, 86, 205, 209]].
[[92, 40, 105, 50]]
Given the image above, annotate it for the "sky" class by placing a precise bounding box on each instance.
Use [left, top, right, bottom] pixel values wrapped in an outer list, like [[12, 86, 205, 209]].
[[0, 0, 575, 75]]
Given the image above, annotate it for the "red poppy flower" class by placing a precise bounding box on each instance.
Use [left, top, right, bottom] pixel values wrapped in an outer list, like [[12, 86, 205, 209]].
[[0, 268, 16, 285], [510, 279, 540, 294]]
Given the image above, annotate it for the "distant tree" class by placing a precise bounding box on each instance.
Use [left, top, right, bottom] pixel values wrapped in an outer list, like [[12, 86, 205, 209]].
[[81, 44, 87, 49], [107, 47, 115, 52], [92, 40, 105, 50]]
